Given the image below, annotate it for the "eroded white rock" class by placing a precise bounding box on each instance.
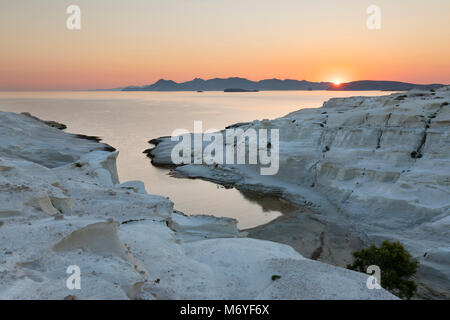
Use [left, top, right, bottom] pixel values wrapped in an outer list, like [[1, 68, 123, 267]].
[[149, 87, 450, 298], [0, 111, 397, 299]]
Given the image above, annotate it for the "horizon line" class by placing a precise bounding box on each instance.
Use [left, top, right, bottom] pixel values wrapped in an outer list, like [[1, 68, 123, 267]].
[[1, 77, 448, 92]]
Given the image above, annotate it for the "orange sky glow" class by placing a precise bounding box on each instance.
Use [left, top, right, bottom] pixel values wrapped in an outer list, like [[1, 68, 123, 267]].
[[0, 0, 449, 90]]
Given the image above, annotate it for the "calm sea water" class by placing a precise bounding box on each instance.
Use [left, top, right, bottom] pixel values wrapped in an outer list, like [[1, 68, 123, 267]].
[[0, 91, 395, 228]]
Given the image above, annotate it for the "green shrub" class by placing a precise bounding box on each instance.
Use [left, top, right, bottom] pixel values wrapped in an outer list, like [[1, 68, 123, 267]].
[[271, 275, 281, 281], [347, 240, 418, 299]]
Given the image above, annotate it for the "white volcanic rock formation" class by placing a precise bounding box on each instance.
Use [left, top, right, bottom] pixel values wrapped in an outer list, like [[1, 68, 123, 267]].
[[0, 111, 396, 300], [148, 86, 450, 298]]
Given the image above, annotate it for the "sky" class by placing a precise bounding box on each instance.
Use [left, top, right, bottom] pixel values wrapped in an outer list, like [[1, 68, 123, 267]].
[[0, 0, 449, 90]]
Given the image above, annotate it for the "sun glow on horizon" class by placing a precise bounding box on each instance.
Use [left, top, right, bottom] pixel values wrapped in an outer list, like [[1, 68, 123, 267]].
[[1, 1, 449, 90]]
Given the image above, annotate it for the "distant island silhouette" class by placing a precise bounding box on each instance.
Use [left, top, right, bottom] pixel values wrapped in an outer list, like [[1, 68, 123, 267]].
[[224, 88, 259, 93], [109, 77, 445, 92]]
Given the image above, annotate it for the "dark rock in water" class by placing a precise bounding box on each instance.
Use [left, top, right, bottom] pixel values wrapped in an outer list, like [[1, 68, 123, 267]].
[[74, 134, 102, 142], [143, 148, 154, 157], [224, 88, 259, 92], [44, 121, 67, 130], [74, 134, 116, 152], [148, 136, 170, 146], [103, 145, 117, 152]]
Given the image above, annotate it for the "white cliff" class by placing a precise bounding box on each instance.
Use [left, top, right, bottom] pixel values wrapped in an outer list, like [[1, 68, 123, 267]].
[[148, 86, 450, 298], [0, 111, 396, 300]]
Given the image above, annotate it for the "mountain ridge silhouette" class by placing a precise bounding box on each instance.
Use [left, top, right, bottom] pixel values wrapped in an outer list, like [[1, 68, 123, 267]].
[[119, 78, 445, 91]]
